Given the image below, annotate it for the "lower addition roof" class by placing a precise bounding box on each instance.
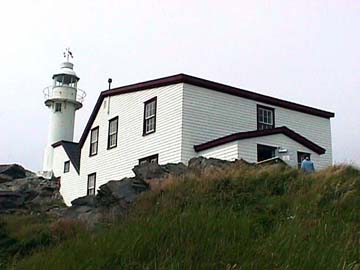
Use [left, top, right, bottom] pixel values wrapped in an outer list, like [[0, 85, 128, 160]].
[[193, 126, 326, 155], [52, 141, 81, 173]]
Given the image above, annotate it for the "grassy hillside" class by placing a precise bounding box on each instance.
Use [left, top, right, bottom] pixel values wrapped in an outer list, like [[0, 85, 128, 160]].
[[3, 163, 360, 270]]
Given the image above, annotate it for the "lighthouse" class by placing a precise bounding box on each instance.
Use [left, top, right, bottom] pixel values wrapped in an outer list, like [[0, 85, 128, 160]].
[[42, 50, 86, 174]]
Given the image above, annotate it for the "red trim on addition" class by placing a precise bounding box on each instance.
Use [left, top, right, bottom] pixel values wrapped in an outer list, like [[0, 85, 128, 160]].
[[193, 126, 326, 155]]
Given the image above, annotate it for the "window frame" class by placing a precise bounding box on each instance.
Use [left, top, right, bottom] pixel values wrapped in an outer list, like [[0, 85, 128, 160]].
[[63, 160, 70, 173], [257, 144, 277, 162], [89, 126, 99, 157], [139, 154, 159, 165], [87, 173, 96, 196], [107, 116, 119, 149], [257, 105, 275, 130], [143, 97, 157, 136]]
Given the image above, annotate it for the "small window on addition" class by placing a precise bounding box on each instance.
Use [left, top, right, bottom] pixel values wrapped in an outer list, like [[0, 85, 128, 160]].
[[64, 161, 70, 173], [257, 144, 277, 162], [139, 154, 159, 165], [87, 173, 96, 196], [55, 103, 62, 112]]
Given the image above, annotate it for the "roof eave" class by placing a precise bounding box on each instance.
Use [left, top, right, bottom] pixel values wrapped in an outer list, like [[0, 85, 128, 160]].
[[194, 127, 326, 155]]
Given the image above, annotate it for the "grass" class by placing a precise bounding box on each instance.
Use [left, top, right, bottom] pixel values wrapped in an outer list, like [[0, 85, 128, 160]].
[[3, 163, 360, 269]]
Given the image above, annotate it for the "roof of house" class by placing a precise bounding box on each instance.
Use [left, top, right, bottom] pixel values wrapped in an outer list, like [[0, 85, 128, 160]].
[[52, 141, 81, 173], [193, 126, 326, 155], [78, 73, 335, 148]]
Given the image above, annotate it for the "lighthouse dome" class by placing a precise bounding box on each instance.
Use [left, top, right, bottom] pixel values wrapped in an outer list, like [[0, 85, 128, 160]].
[[52, 62, 80, 81]]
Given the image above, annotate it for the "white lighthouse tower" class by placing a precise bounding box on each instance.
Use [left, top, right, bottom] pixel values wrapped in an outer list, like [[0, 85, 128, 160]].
[[42, 49, 86, 175]]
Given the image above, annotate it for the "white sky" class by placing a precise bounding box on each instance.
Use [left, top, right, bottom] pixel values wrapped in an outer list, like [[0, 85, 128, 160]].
[[0, 0, 359, 171]]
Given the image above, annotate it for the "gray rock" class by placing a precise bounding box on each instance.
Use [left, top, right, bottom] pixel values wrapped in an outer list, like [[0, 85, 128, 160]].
[[97, 178, 138, 205], [0, 191, 25, 210], [0, 157, 255, 225], [71, 195, 97, 207], [188, 157, 234, 171], [132, 162, 188, 180], [0, 164, 33, 182], [0, 165, 64, 213]]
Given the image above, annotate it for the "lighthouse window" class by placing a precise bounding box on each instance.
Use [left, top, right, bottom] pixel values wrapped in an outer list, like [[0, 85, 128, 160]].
[[107, 117, 118, 149], [89, 127, 99, 156], [55, 103, 62, 112]]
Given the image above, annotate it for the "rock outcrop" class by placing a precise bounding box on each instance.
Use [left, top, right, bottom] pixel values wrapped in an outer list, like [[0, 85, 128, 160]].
[[0, 164, 34, 183], [0, 165, 64, 214], [0, 158, 256, 224], [62, 158, 239, 225]]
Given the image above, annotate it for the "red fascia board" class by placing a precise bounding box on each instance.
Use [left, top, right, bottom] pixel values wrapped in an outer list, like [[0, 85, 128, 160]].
[[193, 127, 326, 155], [78, 74, 334, 148]]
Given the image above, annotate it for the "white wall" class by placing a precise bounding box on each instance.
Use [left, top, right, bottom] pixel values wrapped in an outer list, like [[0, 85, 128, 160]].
[[79, 83, 184, 197], [181, 83, 332, 168], [237, 134, 323, 169], [198, 141, 238, 161], [66, 81, 332, 201], [52, 146, 81, 205]]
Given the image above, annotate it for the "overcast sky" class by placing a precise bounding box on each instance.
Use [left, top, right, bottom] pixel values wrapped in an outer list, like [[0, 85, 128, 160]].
[[0, 0, 359, 171]]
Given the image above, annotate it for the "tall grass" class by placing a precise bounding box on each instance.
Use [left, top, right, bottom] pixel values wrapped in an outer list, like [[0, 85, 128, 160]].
[[7, 163, 360, 270]]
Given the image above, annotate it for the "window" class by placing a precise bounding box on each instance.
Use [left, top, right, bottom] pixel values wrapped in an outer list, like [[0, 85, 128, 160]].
[[143, 97, 157, 135], [55, 103, 62, 112], [87, 173, 96, 196], [107, 117, 118, 149], [297, 152, 311, 168], [89, 127, 99, 156], [257, 144, 276, 162], [257, 105, 274, 130], [64, 161, 70, 173], [139, 154, 159, 165]]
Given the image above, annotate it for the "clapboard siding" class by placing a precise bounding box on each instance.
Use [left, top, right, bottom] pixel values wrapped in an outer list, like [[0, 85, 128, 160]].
[[181, 83, 332, 168], [79, 83, 184, 196], [237, 134, 323, 169], [198, 141, 238, 161], [53, 146, 80, 205], [181, 84, 256, 163], [53, 79, 333, 203]]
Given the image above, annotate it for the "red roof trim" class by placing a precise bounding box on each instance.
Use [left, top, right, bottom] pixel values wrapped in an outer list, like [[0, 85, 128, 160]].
[[193, 126, 326, 155], [79, 73, 334, 148]]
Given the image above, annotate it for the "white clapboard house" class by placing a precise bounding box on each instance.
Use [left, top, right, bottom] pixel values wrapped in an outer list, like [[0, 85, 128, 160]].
[[42, 60, 334, 205]]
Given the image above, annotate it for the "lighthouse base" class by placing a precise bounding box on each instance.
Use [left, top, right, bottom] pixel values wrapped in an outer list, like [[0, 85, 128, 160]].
[[36, 170, 54, 179]]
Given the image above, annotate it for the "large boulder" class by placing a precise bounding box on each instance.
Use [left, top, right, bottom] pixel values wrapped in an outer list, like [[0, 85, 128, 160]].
[[0, 191, 25, 211], [188, 157, 234, 171], [132, 162, 188, 180], [97, 178, 138, 206], [64, 177, 148, 225], [0, 164, 34, 183], [0, 168, 64, 213]]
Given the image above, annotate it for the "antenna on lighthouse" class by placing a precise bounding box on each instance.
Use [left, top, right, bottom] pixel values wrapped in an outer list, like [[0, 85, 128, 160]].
[[63, 48, 74, 62]]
